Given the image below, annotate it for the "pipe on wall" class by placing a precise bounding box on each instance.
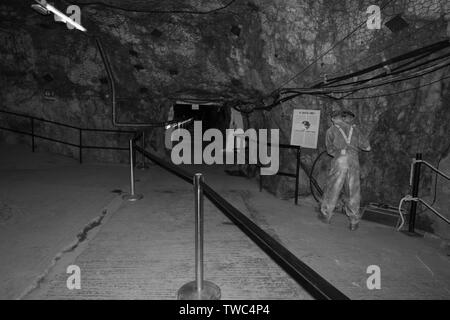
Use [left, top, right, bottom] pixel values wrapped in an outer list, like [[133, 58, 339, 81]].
[[95, 37, 172, 127]]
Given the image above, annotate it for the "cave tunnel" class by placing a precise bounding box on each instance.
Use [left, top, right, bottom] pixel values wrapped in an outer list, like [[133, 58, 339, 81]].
[[172, 102, 230, 133], [0, 0, 449, 304]]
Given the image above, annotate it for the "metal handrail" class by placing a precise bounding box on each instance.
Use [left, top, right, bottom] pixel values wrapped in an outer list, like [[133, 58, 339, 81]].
[[401, 195, 450, 225], [0, 108, 137, 163], [0, 108, 136, 133], [134, 145, 350, 300], [417, 198, 450, 224], [411, 159, 450, 182], [404, 153, 450, 235], [0, 125, 80, 147]]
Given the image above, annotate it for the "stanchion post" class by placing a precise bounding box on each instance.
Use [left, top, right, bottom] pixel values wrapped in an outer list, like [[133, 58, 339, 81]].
[[405, 153, 422, 236], [195, 173, 204, 292], [122, 139, 143, 202], [177, 173, 221, 300]]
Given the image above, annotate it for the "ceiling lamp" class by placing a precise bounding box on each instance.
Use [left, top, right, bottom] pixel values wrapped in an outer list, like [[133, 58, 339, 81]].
[[31, 0, 87, 32]]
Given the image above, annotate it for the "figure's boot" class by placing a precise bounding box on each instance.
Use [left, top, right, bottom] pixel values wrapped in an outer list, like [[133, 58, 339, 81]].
[[318, 208, 331, 224], [349, 222, 359, 231]]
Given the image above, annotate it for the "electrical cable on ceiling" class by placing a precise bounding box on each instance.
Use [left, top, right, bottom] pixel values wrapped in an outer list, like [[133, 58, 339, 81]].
[[320, 74, 450, 100], [315, 53, 450, 94], [230, 40, 450, 113], [239, 60, 450, 112], [230, 1, 450, 114], [231, 59, 450, 112], [315, 50, 433, 88], [323, 57, 450, 99], [271, 0, 397, 93], [325, 59, 450, 93], [310, 40, 450, 88], [308, 19, 442, 85]]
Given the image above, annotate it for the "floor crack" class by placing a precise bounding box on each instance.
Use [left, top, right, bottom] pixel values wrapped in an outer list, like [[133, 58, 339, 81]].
[[17, 207, 113, 299]]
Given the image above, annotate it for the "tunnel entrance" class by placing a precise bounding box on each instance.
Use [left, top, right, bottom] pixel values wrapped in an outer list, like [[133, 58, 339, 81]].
[[167, 102, 242, 171], [172, 102, 230, 134]]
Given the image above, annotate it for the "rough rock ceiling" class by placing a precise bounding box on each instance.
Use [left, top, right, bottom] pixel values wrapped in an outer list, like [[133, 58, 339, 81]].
[[60, 0, 234, 13]]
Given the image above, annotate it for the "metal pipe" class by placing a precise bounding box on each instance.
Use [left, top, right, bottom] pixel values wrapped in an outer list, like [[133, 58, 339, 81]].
[[95, 38, 172, 128], [414, 159, 450, 180], [408, 153, 422, 233], [418, 199, 450, 225], [194, 173, 204, 292]]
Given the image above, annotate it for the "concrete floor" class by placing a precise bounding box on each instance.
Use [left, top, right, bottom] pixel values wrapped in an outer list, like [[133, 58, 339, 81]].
[[1, 144, 450, 299]]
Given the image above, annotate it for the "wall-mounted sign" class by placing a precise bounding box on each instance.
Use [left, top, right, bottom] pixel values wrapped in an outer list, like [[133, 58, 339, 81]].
[[290, 109, 320, 149]]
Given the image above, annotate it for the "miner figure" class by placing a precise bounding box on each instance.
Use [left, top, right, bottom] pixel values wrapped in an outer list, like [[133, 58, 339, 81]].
[[319, 110, 371, 231]]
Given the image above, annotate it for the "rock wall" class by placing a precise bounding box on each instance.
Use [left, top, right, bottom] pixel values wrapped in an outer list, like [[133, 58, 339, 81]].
[[0, 0, 449, 236]]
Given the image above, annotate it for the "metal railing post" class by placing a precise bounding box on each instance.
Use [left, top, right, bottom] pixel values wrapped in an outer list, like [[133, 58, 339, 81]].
[[406, 153, 422, 236], [195, 173, 204, 292], [178, 173, 221, 300], [122, 139, 143, 202], [31, 118, 35, 153]]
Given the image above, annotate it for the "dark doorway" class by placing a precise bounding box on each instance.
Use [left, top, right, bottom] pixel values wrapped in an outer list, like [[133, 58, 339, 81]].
[[173, 103, 230, 134]]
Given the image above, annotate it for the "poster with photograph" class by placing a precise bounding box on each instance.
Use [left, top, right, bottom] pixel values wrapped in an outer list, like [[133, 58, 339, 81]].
[[290, 109, 321, 149]]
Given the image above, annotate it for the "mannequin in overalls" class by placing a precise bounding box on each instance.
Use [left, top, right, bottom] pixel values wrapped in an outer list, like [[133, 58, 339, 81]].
[[319, 110, 371, 230], [224, 108, 246, 176]]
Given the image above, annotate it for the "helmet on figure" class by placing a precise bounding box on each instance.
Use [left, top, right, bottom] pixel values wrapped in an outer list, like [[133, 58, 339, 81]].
[[342, 110, 355, 124], [330, 109, 355, 125]]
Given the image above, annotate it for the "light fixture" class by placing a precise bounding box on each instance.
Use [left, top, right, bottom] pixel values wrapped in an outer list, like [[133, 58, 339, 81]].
[[165, 117, 194, 130], [31, 0, 87, 32], [31, 3, 50, 15]]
